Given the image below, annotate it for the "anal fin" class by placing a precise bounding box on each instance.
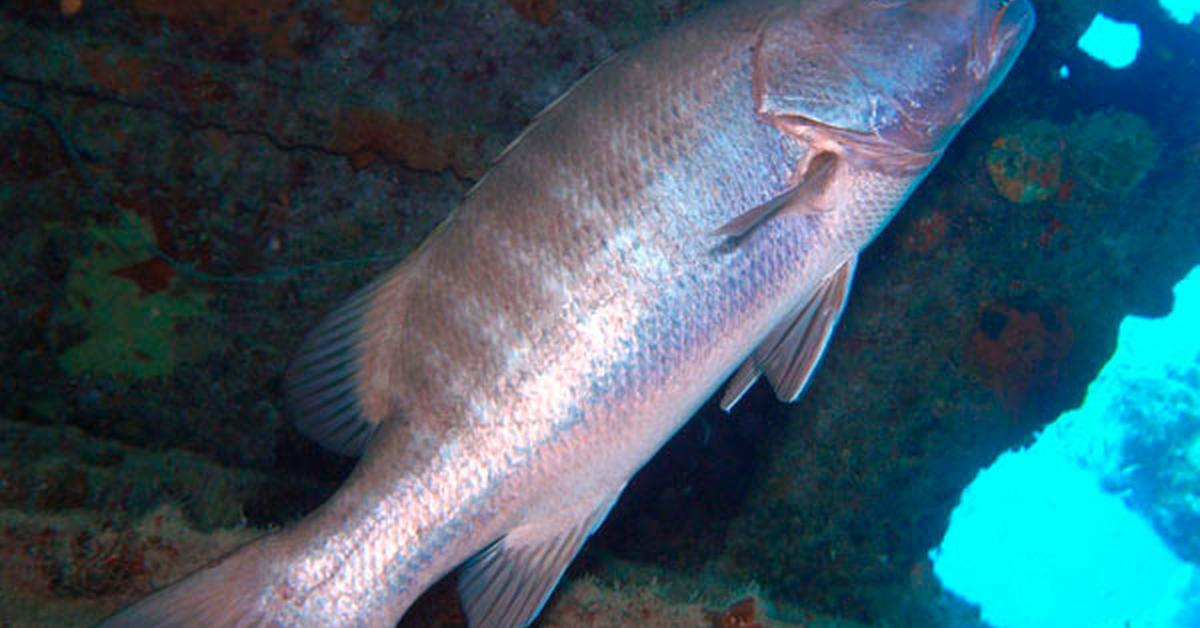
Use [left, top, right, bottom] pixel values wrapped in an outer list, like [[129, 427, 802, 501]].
[[458, 487, 624, 628], [720, 256, 857, 411]]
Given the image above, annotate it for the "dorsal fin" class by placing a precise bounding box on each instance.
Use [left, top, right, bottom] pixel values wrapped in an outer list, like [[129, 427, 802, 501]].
[[720, 256, 857, 411], [458, 487, 624, 627], [465, 52, 621, 199], [284, 269, 407, 457]]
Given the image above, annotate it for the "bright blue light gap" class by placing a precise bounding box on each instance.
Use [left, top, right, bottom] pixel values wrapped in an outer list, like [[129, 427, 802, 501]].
[[931, 266, 1200, 628], [1159, 0, 1200, 24], [1077, 13, 1142, 69]]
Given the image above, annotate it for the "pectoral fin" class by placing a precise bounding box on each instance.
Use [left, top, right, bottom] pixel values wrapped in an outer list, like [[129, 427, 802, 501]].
[[720, 256, 857, 410], [714, 151, 838, 239], [458, 487, 625, 628]]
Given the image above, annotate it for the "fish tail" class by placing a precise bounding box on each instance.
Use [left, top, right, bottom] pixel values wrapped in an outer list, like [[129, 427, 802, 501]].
[[98, 537, 273, 627]]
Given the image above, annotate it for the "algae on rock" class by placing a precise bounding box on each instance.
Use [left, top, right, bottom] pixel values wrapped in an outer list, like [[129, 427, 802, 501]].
[[54, 211, 214, 379]]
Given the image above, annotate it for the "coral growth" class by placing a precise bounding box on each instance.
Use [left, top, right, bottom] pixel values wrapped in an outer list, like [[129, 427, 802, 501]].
[[1099, 365, 1200, 564], [77, 47, 152, 98], [118, 0, 294, 36], [899, 209, 949, 255], [537, 561, 860, 628], [1066, 110, 1162, 201], [507, 0, 558, 26], [985, 111, 1162, 206], [331, 106, 485, 177], [335, 0, 375, 25], [709, 596, 764, 628], [966, 299, 1074, 411], [0, 505, 257, 626], [985, 119, 1067, 204]]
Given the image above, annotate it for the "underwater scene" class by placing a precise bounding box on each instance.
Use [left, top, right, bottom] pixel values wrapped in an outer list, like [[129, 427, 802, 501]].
[[0, 0, 1197, 626]]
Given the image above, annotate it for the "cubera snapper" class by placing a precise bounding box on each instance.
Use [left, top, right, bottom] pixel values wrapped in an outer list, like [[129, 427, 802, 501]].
[[102, 0, 1034, 626]]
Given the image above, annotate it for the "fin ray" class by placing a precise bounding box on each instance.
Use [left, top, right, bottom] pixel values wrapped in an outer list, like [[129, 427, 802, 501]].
[[284, 271, 404, 457], [719, 358, 762, 411], [764, 256, 857, 402], [714, 151, 838, 239], [720, 256, 857, 409], [458, 488, 624, 628]]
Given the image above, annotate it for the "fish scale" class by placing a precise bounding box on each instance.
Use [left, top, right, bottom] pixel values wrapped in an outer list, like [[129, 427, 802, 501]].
[[102, 1, 1033, 626]]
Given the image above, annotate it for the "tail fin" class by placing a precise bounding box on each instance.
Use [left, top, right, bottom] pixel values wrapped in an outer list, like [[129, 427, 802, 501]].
[[99, 538, 272, 627]]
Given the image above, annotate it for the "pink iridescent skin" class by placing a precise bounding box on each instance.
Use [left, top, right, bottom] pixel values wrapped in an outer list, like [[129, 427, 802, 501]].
[[102, 1, 1033, 626]]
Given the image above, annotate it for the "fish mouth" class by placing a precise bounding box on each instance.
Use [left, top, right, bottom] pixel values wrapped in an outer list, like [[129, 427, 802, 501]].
[[971, 0, 1036, 81], [875, 0, 1035, 156]]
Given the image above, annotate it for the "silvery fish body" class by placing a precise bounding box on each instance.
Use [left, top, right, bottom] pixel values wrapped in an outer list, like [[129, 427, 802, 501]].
[[103, 1, 1033, 626]]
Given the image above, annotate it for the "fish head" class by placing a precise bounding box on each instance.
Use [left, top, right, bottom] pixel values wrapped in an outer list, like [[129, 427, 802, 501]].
[[757, 0, 1035, 156]]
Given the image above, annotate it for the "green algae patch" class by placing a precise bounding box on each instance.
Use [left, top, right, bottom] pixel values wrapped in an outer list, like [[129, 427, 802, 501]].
[[54, 213, 214, 379]]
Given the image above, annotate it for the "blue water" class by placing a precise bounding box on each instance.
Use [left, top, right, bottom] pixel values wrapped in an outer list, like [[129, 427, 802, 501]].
[[931, 266, 1200, 627], [1076, 13, 1142, 69], [1159, 0, 1200, 24]]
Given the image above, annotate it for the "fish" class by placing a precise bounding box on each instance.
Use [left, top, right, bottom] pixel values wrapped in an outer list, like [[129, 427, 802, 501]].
[[102, 0, 1034, 626]]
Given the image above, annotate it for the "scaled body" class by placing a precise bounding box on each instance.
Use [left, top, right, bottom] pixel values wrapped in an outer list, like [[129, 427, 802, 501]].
[[104, 1, 1033, 626]]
